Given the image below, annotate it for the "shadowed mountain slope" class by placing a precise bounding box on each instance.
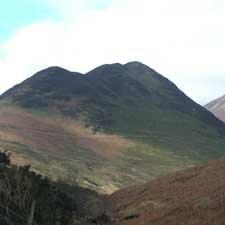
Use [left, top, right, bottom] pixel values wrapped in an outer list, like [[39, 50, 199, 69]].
[[1, 62, 225, 193]]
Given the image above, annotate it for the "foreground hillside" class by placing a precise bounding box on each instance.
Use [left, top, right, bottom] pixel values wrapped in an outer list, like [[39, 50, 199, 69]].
[[1, 62, 225, 193], [3, 150, 225, 225], [109, 157, 225, 225], [0, 152, 107, 225], [206, 94, 225, 122]]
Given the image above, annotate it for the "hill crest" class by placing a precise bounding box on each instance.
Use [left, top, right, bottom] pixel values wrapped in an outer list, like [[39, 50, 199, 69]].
[[1, 62, 225, 193]]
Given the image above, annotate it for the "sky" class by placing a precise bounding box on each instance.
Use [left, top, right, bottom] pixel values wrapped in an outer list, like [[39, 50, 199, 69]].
[[0, 0, 225, 105]]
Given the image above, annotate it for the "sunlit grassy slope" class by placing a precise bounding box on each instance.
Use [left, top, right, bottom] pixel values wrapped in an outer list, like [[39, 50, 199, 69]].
[[0, 62, 225, 193]]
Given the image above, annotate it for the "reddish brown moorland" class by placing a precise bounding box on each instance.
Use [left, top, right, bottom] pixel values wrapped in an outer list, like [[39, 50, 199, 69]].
[[109, 157, 225, 225]]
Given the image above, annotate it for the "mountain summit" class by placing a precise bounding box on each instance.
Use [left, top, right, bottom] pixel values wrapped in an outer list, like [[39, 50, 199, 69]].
[[1, 62, 223, 131], [1, 62, 225, 193]]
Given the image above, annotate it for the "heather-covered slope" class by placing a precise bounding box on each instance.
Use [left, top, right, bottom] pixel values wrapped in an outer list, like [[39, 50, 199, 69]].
[[109, 157, 225, 225], [1, 62, 225, 193]]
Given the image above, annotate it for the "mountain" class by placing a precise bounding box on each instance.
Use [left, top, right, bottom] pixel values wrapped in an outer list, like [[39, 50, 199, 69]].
[[205, 95, 225, 122], [1, 62, 225, 193], [108, 157, 225, 225]]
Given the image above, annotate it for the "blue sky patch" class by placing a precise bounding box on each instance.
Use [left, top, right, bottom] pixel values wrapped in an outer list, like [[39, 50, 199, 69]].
[[0, 0, 57, 42]]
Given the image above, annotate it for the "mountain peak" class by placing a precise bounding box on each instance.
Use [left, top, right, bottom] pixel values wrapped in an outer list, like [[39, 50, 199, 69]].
[[86, 63, 124, 76], [44, 66, 67, 71], [35, 66, 72, 76], [124, 61, 156, 72], [86, 62, 156, 76], [125, 61, 146, 67]]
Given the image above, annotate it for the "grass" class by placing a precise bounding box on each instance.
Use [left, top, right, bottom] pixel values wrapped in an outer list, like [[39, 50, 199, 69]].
[[0, 103, 225, 194], [1, 63, 225, 194]]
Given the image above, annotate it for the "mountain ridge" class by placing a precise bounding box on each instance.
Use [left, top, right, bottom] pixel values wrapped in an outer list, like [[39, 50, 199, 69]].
[[1, 62, 225, 193], [2, 62, 223, 129]]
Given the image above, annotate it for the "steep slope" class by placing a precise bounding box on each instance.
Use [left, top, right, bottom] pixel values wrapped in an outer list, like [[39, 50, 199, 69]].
[[109, 157, 225, 225], [1, 62, 225, 193], [206, 94, 225, 122]]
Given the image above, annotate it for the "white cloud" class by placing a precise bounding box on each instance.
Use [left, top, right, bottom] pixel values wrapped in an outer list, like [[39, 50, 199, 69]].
[[0, 0, 225, 104]]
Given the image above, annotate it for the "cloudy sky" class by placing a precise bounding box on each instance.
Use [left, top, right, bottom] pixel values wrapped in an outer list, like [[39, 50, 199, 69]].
[[0, 0, 225, 105]]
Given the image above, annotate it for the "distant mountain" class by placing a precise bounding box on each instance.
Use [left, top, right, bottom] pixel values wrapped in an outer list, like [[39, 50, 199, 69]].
[[109, 157, 225, 225], [1, 62, 225, 193], [205, 95, 225, 122]]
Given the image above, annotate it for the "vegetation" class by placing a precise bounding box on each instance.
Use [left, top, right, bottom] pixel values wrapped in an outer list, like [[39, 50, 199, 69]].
[[2, 63, 224, 158], [0, 151, 108, 225], [109, 157, 225, 225], [1, 62, 225, 193]]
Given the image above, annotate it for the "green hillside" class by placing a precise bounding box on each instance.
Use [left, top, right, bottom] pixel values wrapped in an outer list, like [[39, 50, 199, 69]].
[[0, 62, 225, 193]]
